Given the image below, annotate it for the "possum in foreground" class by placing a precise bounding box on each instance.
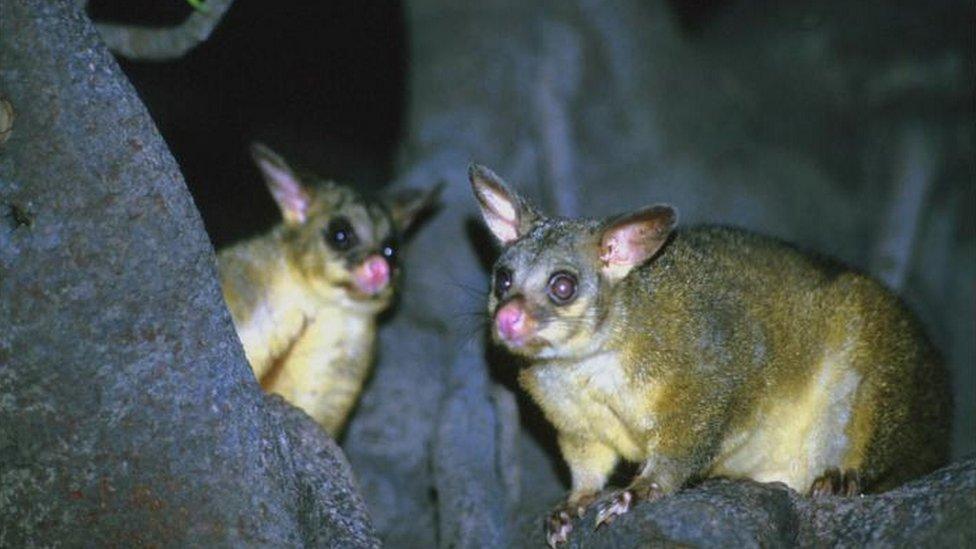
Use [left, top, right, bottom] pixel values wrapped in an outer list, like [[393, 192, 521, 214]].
[[468, 164, 950, 547], [218, 143, 440, 436]]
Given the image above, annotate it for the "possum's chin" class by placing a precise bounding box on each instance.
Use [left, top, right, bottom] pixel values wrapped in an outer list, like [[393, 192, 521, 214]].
[[510, 334, 604, 361], [494, 334, 553, 359], [333, 284, 394, 314]]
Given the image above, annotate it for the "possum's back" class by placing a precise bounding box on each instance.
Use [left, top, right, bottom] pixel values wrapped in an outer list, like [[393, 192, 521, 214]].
[[642, 225, 949, 492]]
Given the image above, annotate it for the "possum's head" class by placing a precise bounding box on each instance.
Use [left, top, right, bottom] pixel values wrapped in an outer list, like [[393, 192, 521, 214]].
[[252, 143, 440, 313], [470, 164, 676, 360]]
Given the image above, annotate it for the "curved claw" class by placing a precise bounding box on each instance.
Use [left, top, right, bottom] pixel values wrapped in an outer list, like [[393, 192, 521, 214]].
[[546, 493, 598, 546], [546, 509, 573, 548], [594, 489, 633, 529]]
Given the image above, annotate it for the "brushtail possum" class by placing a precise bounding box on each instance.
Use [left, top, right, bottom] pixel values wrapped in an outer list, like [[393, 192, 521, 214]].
[[218, 143, 440, 436], [468, 165, 950, 546]]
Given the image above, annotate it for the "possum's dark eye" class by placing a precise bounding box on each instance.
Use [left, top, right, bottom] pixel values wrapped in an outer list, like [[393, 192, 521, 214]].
[[381, 236, 398, 266], [325, 217, 357, 251], [547, 271, 577, 305], [493, 267, 512, 299]]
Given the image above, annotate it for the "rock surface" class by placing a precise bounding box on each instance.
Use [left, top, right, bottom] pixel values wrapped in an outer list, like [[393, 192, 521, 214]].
[[0, 2, 376, 546], [545, 459, 976, 548], [798, 459, 976, 547]]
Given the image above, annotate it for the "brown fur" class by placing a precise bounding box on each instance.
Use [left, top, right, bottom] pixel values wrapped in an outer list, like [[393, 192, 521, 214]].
[[469, 165, 950, 541]]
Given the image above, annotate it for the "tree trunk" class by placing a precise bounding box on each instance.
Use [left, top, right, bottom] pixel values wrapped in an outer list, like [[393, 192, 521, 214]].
[[0, 2, 376, 546]]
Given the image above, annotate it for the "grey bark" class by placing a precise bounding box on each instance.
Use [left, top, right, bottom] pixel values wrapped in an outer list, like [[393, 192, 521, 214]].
[[0, 2, 376, 546]]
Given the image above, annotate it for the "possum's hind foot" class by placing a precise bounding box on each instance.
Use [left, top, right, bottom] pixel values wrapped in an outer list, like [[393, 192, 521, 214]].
[[809, 468, 862, 497]]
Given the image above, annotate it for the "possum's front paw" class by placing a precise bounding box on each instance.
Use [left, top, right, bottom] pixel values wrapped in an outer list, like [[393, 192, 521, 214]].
[[594, 479, 664, 528], [809, 468, 862, 497], [593, 489, 634, 528], [546, 507, 573, 548], [546, 494, 596, 547]]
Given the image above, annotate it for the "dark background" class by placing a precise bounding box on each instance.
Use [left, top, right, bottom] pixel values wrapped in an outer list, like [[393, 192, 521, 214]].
[[88, 0, 408, 247], [88, 0, 737, 248]]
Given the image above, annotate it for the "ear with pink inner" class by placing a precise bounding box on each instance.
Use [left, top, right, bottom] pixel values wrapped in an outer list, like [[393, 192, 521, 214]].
[[250, 142, 311, 225], [468, 164, 542, 245], [599, 204, 677, 281]]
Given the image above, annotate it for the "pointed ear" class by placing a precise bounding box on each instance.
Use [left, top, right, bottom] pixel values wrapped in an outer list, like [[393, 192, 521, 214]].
[[468, 164, 542, 245], [385, 181, 444, 234], [599, 204, 677, 281], [250, 142, 311, 225]]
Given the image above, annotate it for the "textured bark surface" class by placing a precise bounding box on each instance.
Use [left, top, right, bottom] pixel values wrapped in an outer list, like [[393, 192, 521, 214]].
[[0, 2, 376, 546]]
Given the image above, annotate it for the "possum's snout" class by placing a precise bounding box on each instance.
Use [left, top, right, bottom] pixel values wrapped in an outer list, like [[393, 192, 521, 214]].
[[495, 298, 536, 346], [352, 254, 390, 296]]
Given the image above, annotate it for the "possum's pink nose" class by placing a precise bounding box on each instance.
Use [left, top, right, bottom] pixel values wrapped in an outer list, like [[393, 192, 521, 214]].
[[353, 254, 391, 295], [495, 300, 530, 344]]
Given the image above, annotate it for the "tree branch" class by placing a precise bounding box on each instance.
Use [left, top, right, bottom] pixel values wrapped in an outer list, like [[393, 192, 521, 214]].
[[93, 0, 235, 61]]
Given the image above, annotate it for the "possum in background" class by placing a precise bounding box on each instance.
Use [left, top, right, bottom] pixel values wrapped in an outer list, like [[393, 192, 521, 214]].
[[468, 164, 950, 547], [218, 143, 440, 436]]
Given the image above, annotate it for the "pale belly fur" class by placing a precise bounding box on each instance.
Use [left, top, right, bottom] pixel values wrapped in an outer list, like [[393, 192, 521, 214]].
[[234, 281, 374, 432], [710, 346, 863, 491], [530, 345, 864, 492], [263, 311, 372, 410], [528, 351, 660, 462]]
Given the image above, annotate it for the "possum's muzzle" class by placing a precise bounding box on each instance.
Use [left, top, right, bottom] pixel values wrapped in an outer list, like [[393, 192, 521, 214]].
[[494, 298, 551, 355], [350, 254, 391, 297]]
